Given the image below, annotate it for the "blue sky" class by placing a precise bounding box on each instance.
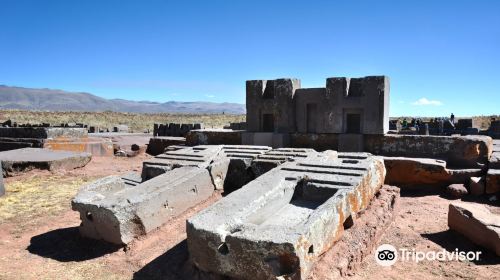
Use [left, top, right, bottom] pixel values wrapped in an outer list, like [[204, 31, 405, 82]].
[[0, 0, 498, 117]]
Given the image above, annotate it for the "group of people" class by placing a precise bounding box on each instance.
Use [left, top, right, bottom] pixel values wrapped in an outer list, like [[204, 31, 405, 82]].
[[400, 113, 455, 132]]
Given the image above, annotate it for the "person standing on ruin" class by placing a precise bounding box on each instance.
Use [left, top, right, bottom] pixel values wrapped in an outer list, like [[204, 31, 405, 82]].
[[450, 113, 455, 125]]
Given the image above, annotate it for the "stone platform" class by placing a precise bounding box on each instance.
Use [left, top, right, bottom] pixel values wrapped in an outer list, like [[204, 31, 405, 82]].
[[0, 148, 91, 176], [187, 152, 385, 280], [71, 145, 337, 245]]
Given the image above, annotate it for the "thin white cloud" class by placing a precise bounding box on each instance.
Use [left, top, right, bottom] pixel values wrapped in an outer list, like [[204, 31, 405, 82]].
[[412, 97, 443, 106], [205, 94, 215, 98]]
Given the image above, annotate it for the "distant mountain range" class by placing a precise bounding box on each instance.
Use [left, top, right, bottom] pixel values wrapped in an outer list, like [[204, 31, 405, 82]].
[[0, 85, 246, 114]]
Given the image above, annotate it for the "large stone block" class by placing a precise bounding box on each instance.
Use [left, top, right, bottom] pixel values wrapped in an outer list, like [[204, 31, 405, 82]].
[[186, 129, 242, 146], [145, 136, 186, 156], [365, 134, 492, 168], [220, 145, 272, 193], [384, 157, 483, 188], [308, 185, 400, 278], [448, 203, 500, 256], [338, 134, 364, 152], [242, 132, 290, 148], [486, 169, 500, 194], [187, 153, 385, 279], [43, 137, 114, 157], [290, 133, 339, 151], [0, 148, 91, 176], [141, 145, 223, 180], [72, 166, 215, 244]]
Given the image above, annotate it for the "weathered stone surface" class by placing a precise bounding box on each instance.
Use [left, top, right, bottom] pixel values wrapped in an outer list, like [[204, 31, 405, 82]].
[[246, 76, 389, 135], [43, 137, 114, 157], [145, 136, 186, 156], [383, 157, 483, 188], [490, 152, 500, 169], [0, 148, 91, 176], [72, 166, 215, 244], [221, 145, 272, 193], [251, 148, 327, 177], [0, 139, 37, 151], [338, 134, 363, 152], [141, 145, 223, 180], [365, 134, 492, 168], [448, 203, 500, 256], [307, 185, 400, 279], [446, 184, 468, 198], [490, 141, 500, 169], [121, 172, 143, 186], [469, 177, 485, 196], [290, 133, 339, 151], [486, 169, 500, 194], [0, 161, 4, 197], [187, 152, 385, 280], [186, 129, 242, 146], [242, 132, 290, 148], [89, 133, 151, 156]]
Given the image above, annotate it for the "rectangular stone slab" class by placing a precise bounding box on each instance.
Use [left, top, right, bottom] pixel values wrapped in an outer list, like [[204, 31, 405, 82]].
[[0, 148, 91, 175], [448, 202, 500, 256], [72, 166, 214, 244], [187, 152, 385, 280]]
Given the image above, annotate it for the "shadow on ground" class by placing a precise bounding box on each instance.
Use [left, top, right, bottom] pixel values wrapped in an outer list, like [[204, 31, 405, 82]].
[[133, 239, 228, 280], [421, 230, 500, 265], [27, 226, 121, 262], [399, 187, 444, 198]]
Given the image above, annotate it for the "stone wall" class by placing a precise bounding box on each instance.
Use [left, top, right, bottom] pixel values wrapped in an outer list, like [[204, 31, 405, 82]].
[[0, 127, 87, 139], [364, 134, 492, 168]]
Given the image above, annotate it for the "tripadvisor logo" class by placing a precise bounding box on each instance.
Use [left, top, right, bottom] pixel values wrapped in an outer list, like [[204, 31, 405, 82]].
[[375, 244, 482, 266], [375, 244, 398, 266]]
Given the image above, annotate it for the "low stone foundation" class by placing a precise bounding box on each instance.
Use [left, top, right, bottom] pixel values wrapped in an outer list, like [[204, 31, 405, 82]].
[[186, 129, 241, 146], [187, 131, 492, 168]]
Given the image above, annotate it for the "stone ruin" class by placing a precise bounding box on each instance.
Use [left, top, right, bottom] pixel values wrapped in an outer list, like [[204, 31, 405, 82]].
[[0, 123, 114, 156], [223, 122, 246, 130], [153, 123, 204, 137], [71, 143, 390, 278], [244, 76, 389, 150], [187, 152, 384, 279], [67, 75, 500, 278]]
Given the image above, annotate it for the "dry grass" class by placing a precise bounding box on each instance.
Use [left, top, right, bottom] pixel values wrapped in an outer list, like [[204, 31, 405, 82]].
[[0, 174, 98, 234], [0, 110, 246, 132]]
